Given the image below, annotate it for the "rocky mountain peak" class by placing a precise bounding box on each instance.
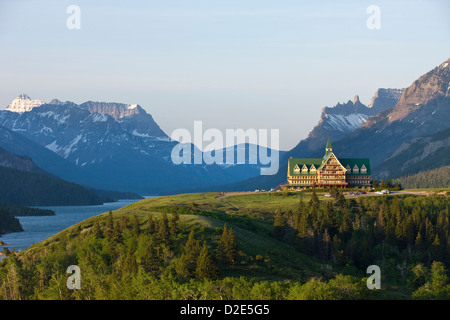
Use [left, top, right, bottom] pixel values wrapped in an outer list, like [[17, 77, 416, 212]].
[[6, 94, 45, 113], [367, 88, 405, 112], [387, 57, 450, 123], [79, 101, 147, 120]]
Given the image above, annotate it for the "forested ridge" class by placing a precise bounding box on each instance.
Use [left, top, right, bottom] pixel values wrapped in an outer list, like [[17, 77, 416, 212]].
[[398, 166, 450, 189], [0, 165, 114, 206], [0, 191, 449, 300]]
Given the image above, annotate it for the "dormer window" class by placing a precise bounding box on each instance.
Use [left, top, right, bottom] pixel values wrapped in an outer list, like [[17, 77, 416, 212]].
[[346, 164, 351, 171], [302, 164, 308, 174], [361, 164, 367, 174], [353, 164, 359, 174], [310, 164, 316, 174], [293, 164, 300, 174]]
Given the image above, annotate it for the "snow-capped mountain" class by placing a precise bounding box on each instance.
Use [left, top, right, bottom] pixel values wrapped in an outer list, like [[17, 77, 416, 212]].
[[331, 58, 450, 171], [319, 95, 372, 133], [319, 91, 405, 134], [5, 94, 45, 113], [0, 97, 272, 194], [286, 90, 404, 159], [79, 101, 168, 139]]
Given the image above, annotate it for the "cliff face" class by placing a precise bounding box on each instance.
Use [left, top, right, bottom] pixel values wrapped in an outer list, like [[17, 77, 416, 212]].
[[79, 101, 144, 120], [386, 59, 450, 123], [368, 88, 405, 113]]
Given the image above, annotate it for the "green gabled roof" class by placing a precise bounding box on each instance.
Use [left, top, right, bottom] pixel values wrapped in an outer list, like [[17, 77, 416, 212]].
[[339, 158, 371, 176], [288, 157, 323, 176], [288, 156, 371, 176]]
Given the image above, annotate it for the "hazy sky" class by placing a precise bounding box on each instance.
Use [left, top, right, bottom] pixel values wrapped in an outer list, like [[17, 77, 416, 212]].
[[0, 0, 449, 150]]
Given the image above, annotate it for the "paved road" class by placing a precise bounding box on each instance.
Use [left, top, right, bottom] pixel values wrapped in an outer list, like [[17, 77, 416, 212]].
[[217, 189, 432, 200]]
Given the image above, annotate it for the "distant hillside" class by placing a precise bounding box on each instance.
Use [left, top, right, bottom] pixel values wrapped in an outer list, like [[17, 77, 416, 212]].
[[0, 143, 143, 204], [375, 127, 450, 179], [0, 165, 116, 206], [398, 166, 450, 189], [0, 146, 46, 174], [0, 201, 54, 216]]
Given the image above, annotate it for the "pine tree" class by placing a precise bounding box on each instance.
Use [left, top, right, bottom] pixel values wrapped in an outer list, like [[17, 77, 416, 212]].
[[138, 239, 160, 273], [296, 212, 309, 238], [272, 210, 286, 239], [195, 241, 217, 279], [217, 224, 228, 264], [309, 191, 320, 209], [92, 221, 103, 238], [169, 212, 180, 235], [122, 249, 138, 279], [336, 192, 346, 209], [111, 220, 123, 246], [129, 213, 140, 236], [175, 254, 191, 280], [322, 229, 331, 260], [415, 231, 424, 253], [330, 187, 339, 200], [158, 213, 170, 245], [217, 224, 238, 265], [226, 227, 238, 264], [372, 179, 379, 188], [145, 214, 156, 234], [430, 234, 443, 262], [105, 210, 114, 238], [184, 230, 200, 274]]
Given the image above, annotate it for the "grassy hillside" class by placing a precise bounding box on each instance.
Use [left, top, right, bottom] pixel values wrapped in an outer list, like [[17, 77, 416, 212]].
[[1, 191, 449, 300]]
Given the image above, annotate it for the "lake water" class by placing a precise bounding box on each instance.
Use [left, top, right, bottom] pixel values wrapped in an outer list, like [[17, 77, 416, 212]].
[[0, 197, 153, 254]]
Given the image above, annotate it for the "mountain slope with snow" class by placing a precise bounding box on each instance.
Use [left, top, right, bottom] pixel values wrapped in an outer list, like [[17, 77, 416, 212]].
[[5, 94, 45, 113], [0, 97, 274, 194]]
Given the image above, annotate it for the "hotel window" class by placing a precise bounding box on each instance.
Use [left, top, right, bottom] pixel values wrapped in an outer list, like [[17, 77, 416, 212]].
[[302, 165, 308, 174], [310, 165, 316, 174], [353, 165, 359, 174], [294, 165, 300, 174], [361, 164, 367, 174]]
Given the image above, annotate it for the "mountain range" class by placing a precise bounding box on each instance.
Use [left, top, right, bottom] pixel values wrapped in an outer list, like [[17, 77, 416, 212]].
[[213, 58, 450, 191], [1, 58, 448, 196], [0, 97, 279, 195]]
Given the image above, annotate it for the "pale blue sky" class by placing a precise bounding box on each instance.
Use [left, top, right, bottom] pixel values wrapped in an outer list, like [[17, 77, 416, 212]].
[[0, 0, 449, 150]]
